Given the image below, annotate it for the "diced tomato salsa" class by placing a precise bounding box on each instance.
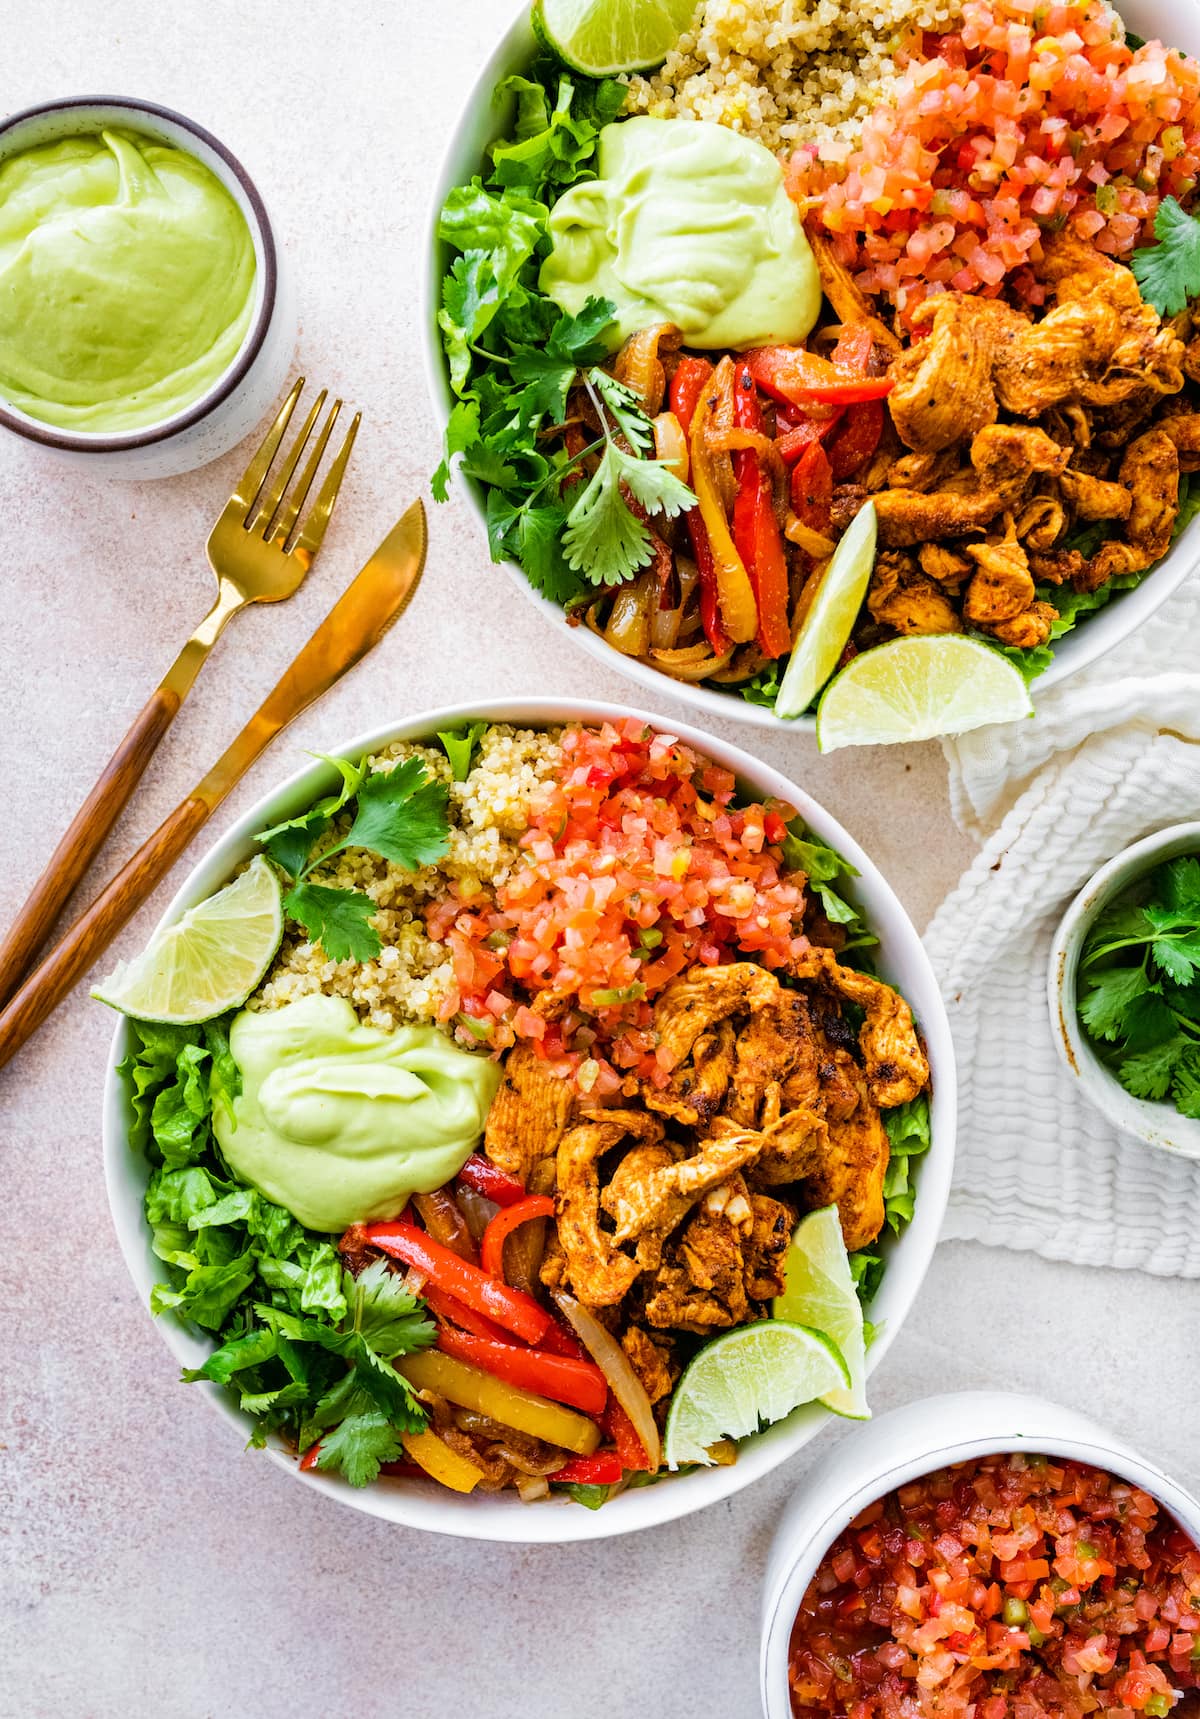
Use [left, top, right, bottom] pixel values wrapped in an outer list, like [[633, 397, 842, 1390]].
[[790, 1454, 1200, 1719], [425, 720, 809, 1094]]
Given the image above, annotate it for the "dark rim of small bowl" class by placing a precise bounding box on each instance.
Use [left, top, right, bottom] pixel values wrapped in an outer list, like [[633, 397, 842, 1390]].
[[0, 96, 278, 452]]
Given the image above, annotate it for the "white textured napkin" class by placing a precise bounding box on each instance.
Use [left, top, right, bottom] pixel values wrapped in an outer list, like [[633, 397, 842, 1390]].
[[928, 577, 1200, 1276]]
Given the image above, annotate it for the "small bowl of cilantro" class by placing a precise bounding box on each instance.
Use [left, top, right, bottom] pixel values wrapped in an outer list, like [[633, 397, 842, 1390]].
[[1050, 823, 1200, 1156]]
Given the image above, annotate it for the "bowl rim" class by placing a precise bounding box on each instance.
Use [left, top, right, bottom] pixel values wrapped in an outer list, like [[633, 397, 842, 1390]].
[[100, 696, 956, 1544], [0, 95, 278, 452], [418, 0, 1200, 734], [758, 1389, 1200, 1719], [1047, 819, 1200, 1159]]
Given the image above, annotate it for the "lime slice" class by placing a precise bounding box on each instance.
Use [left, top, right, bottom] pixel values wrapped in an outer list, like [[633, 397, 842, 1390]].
[[775, 500, 877, 719], [532, 0, 696, 75], [662, 1320, 849, 1469], [816, 634, 1034, 751], [773, 1206, 869, 1420], [92, 854, 283, 1024]]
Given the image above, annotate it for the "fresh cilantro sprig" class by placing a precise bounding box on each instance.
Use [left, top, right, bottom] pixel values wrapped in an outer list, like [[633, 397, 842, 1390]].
[[1132, 195, 1200, 316], [258, 753, 449, 963], [1078, 853, 1200, 1116]]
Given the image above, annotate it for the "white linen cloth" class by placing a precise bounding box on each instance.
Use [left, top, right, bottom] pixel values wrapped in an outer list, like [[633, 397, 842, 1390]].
[[928, 579, 1200, 1274]]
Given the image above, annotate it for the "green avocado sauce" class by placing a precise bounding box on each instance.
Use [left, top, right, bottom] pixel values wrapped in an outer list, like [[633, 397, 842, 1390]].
[[540, 116, 821, 351], [213, 995, 502, 1234], [0, 128, 257, 432]]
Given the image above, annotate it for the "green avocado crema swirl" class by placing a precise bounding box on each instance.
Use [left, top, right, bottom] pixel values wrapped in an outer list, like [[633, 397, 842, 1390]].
[[0, 128, 257, 431], [213, 995, 502, 1234]]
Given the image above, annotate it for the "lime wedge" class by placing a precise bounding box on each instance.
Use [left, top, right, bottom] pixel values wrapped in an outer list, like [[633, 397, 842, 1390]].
[[532, 0, 696, 75], [773, 1207, 869, 1420], [92, 854, 283, 1024], [662, 1319, 849, 1468], [775, 500, 877, 719], [816, 634, 1034, 751]]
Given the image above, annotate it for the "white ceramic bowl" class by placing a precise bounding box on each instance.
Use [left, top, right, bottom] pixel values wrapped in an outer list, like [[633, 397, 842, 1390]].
[[1048, 820, 1200, 1159], [0, 97, 297, 479], [101, 698, 956, 1542], [761, 1389, 1200, 1719], [421, 0, 1200, 734]]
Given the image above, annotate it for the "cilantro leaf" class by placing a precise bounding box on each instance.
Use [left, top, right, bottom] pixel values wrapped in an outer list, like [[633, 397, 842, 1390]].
[[1132, 195, 1200, 316], [350, 1259, 436, 1361], [518, 501, 586, 603], [256, 753, 369, 879], [1160, 856, 1200, 915], [436, 720, 488, 781], [310, 1401, 404, 1488], [509, 300, 616, 428], [432, 398, 482, 502], [338, 759, 450, 872], [1115, 1036, 1184, 1101], [1078, 965, 1153, 1040], [589, 368, 654, 452], [283, 883, 380, 963], [1115, 991, 1179, 1052], [562, 442, 695, 585], [1172, 1045, 1200, 1119]]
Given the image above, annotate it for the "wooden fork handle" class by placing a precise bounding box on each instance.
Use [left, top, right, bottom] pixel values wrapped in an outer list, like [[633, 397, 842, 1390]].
[[0, 684, 182, 1009], [0, 792, 211, 1071]]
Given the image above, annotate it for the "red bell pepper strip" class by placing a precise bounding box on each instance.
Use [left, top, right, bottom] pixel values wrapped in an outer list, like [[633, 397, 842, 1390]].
[[825, 399, 885, 481], [669, 355, 714, 437], [536, 1317, 586, 1360], [457, 1152, 527, 1207], [551, 1451, 624, 1487], [480, 1194, 556, 1282], [791, 441, 834, 534], [422, 1281, 516, 1345], [744, 346, 892, 408], [361, 1220, 551, 1345], [603, 1398, 653, 1473], [299, 1442, 322, 1472], [776, 416, 843, 466], [731, 365, 792, 660], [436, 1325, 608, 1417], [830, 324, 876, 373]]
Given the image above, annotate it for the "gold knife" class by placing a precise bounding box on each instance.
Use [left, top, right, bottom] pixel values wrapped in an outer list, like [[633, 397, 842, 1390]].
[[0, 500, 427, 1071]]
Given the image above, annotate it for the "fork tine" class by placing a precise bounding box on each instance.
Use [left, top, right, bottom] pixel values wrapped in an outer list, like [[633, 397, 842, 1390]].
[[249, 388, 327, 539], [289, 411, 361, 564], [270, 398, 341, 548], [233, 377, 304, 520]]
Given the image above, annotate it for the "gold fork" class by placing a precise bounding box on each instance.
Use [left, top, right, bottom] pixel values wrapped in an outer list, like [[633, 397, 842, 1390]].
[[0, 378, 360, 1008]]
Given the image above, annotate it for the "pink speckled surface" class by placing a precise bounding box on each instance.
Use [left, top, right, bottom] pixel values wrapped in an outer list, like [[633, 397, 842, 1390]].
[[1, 6, 1198, 1714]]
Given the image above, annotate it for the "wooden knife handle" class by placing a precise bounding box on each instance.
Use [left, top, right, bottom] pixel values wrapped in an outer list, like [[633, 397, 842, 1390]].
[[0, 792, 211, 1071], [0, 684, 182, 1008]]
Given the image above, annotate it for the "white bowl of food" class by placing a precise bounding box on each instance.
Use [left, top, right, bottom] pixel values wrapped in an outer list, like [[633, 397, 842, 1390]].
[[0, 96, 297, 478], [101, 698, 954, 1542], [422, 0, 1200, 743], [761, 1389, 1200, 1719], [1048, 821, 1200, 1159]]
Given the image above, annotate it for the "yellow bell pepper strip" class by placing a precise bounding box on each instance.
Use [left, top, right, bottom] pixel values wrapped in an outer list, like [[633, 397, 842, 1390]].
[[398, 1351, 601, 1457], [687, 355, 758, 645], [399, 1428, 485, 1494]]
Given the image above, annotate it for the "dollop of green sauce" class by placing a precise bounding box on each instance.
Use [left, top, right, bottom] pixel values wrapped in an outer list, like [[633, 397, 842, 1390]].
[[214, 995, 502, 1234], [0, 128, 257, 431], [540, 117, 821, 351]]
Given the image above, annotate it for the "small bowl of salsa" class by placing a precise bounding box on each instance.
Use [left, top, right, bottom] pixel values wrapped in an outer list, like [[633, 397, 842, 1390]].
[[761, 1392, 1200, 1719]]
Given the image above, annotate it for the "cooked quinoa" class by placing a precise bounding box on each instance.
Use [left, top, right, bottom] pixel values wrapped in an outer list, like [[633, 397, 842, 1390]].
[[622, 0, 964, 159], [253, 726, 562, 1032]]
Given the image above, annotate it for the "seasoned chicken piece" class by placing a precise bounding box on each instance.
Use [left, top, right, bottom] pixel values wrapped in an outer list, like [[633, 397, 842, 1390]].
[[918, 542, 973, 585], [831, 484, 870, 532], [556, 1110, 662, 1307], [985, 600, 1057, 650], [964, 528, 1036, 626], [744, 1193, 797, 1301], [484, 1042, 574, 1185], [1059, 468, 1132, 521], [748, 1104, 831, 1187], [602, 1138, 682, 1271], [1013, 495, 1066, 552], [970, 424, 1071, 502], [724, 990, 817, 1128], [644, 1204, 752, 1332], [1028, 548, 1084, 585], [652, 964, 781, 1073], [1094, 392, 1158, 451], [868, 550, 963, 635], [1076, 428, 1179, 592], [1162, 413, 1200, 472], [873, 485, 1006, 547], [886, 448, 960, 492], [791, 946, 929, 1108], [645, 1019, 736, 1128], [802, 1062, 891, 1251], [806, 226, 902, 357], [887, 294, 1023, 453], [1185, 333, 1200, 387], [605, 1131, 767, 1251], [620, 1325, 676, 1405]]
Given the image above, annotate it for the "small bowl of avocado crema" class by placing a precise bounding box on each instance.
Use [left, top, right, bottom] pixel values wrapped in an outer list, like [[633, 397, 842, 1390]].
[[0, 96, 297, 478]]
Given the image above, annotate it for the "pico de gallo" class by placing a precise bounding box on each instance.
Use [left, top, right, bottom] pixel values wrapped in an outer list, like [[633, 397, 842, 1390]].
[[790, 1453, 1200, 1719]]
